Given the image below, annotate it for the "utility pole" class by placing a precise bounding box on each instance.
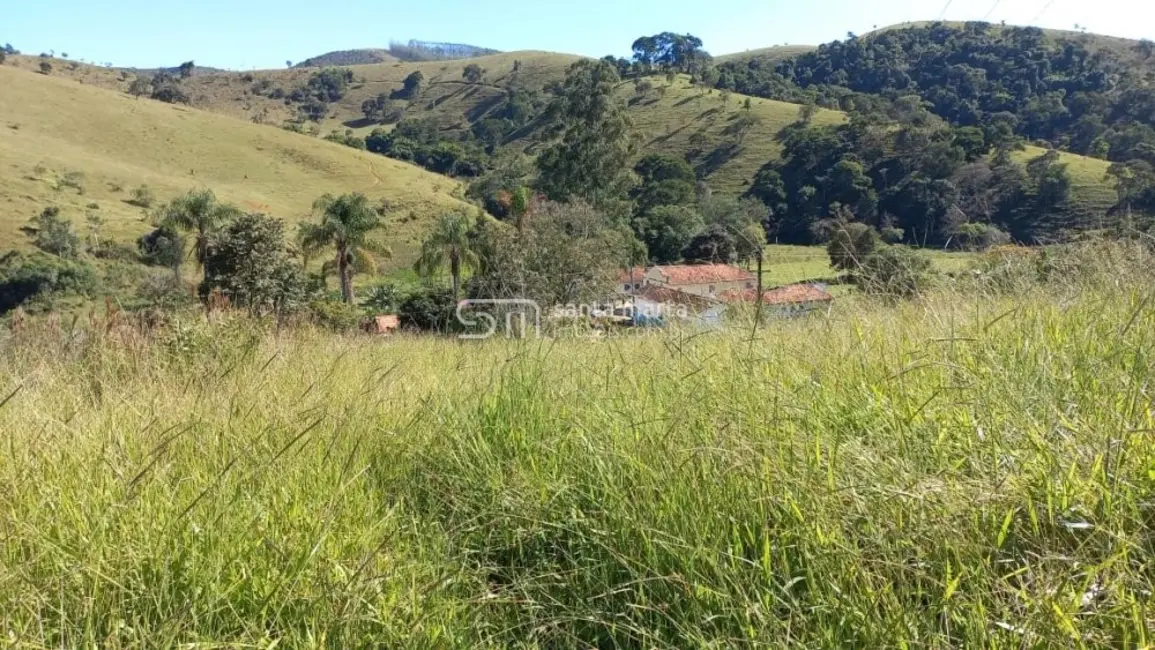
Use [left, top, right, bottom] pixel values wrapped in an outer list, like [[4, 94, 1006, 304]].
[[754, 248, 764, 328]]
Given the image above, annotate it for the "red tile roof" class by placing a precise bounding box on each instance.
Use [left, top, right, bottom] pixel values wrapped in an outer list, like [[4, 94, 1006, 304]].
[[634, 285, 718, 310], [718, 284, 834, 305], [618, 267, 649, 283], [651, 264, 755, 285]]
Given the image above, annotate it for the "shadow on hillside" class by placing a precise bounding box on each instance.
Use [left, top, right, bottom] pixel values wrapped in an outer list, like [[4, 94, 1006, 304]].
[[694, 142, 742, 177], [342, 117, 379, 129]]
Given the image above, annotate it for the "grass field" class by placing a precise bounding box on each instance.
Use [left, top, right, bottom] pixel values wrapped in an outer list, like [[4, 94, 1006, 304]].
[[0, 64, 475, 268], [1, 240, 1153, 647]]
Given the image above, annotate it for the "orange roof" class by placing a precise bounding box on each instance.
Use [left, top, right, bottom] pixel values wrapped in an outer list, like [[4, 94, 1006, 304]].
[[651, 264, 755, 285], [618, 267, 649, 283], [634, 285, 718, 310], [718, 284, 834, 305]]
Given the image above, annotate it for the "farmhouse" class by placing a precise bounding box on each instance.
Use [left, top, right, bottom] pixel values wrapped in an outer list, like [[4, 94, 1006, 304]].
[[619, 264, 757, 298], [718, 284, 834, 315]]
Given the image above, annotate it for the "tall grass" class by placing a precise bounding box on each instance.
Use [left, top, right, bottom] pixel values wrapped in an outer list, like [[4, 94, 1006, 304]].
[[1, 241, 1154, 648]]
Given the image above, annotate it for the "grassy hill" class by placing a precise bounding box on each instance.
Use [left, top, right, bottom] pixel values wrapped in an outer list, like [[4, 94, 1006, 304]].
[[0, 64, 475, 268], [714, 45, 817, 65], [295, 49, 399, 68], [2, 45, 1121, 229]]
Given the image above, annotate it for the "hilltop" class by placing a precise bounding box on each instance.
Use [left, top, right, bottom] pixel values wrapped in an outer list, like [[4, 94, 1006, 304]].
[[0, 64, 473, 267]]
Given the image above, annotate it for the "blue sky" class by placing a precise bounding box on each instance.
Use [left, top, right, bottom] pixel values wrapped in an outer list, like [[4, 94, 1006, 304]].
[[2, 0, 1153, 70]]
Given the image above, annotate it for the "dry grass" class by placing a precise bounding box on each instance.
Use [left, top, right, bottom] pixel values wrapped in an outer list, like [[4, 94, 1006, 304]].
[[0, 64, 475, 268], [1, 241, 1153, 647]]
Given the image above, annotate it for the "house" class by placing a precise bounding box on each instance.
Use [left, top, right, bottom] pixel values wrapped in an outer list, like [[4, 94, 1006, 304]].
[[646, 264, 757, 298], [363, 314, 401, 335], [618, 267, 649, 294], [619, 264, 757, 298], [717, 283, 834, 316]]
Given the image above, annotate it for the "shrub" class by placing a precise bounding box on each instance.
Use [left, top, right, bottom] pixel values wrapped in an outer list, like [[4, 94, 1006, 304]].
[[856, 245, 935, 298], [0, 250, 99, 313], [397, 285, 456, 332], [826, 222, 880, 271], [136, 274, 195, 311], [951, 222, 1011, 251], [129, 185, 155, 208], [137, 226, 185, 270], [151, 84, 189, 104], [362, 282, 403, 313], [57, 171, 85, 194], [308, 299, 364, 332], [39, 60, 52, 75], [880, 226, 905, 244], [31, 207, 81, 258]]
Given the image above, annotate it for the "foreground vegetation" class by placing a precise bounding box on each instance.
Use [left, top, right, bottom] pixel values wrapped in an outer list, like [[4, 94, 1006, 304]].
[[2, 240, 1153, 647]]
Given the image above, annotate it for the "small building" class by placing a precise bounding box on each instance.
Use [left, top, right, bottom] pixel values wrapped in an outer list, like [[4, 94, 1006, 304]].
[[363, 314, 401, 335], [645, 264, 757, 298], [717, 283, 834, 316], [619, 264, 757, 298]]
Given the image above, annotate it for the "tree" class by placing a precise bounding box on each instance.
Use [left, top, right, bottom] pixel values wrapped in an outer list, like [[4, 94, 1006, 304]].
[[536, 59, 634, 213], [400, 71, 424, 99], [462, 63, 485, 84], [39, 60, 52, 75], [634, 204, 702, 264], [469, 199, 636, 306], [856, 245, 934, 298], [158, 189, 242, 278], [826, 222, 880, 271], [414, 212, 480, 301], [306, 67, 354, 102], [299, 193, 386, 304], [31, 207, 81, 259], [199, 213, 308, 316], [682, 224, 737, 263], [631, 153, 697, 216], [138, 227, 184, 279], [178, 61, 195, 79]]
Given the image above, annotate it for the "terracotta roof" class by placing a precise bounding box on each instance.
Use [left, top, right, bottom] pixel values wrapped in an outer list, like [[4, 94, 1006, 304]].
[[634, 285, 718, 310], [651, 264, 755, 285], [718, 284, 834, 305], [618, 267, 649, 283]]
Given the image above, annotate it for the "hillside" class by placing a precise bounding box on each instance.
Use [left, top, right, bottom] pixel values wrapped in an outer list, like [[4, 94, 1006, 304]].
[[0, 64, 473, 267], [714, 45, 817, 65], [2, 39, 1122, 235], [295, 49, 399, 68]]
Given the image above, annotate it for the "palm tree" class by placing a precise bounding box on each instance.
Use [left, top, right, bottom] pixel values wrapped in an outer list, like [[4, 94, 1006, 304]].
[[160, 189, 241, 278], [299, 192, 387, 304], [414, 212, 479, 301]]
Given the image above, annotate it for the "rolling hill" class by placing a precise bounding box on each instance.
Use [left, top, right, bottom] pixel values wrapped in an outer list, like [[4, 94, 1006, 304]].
[[2, 33, 1123, 243], [0, 64, 474, 267]]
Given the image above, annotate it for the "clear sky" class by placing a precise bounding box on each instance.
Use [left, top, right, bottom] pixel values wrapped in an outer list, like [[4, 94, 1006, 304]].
[[2, 0, 1153, 70]]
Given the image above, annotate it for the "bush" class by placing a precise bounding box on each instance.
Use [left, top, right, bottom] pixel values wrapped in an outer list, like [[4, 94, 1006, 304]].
[[855, 245, 935, 298], [137, 226, 185, 269], [136, 274, 195, 311], [57, 171, 86, 194], [129, 185, 155, 208], [397, 285, 456, 332], [951, 222, 1011, 251], [880, 226, 905, 244], [308, 299, 364, 332], [826, 222, 880, 271], [31, 207, 81, 259], [0, 250, 99, 313], [91, 241, 139, 262], [151, 84, 190, 104], [362, 282, 403, 313]]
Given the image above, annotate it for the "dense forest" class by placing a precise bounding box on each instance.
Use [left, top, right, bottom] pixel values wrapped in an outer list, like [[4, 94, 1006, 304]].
[[716, 23, 1155, 164]]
